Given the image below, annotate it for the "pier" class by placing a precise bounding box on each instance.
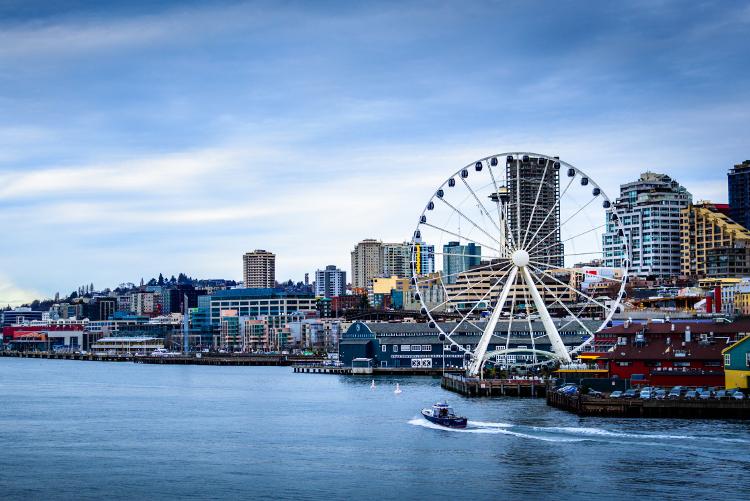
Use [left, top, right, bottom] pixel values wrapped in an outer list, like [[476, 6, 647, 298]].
[[441, 373, 546, 397], [1, 350, 325, 366], [546, 390, 750, 419]]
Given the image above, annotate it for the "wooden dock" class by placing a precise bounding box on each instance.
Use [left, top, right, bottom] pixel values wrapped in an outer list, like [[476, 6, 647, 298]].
[[1, 350, 325, 366], [546, 391, 750, 419], [441, 374, 546, 397]]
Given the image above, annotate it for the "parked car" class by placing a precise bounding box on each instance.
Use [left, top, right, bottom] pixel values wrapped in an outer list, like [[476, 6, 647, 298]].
[[684, 390, 698, 400], [640, 388, 653, 399], [624, 389, 639, 399], [698, 390, 713, 400], [609, 390, 623, 399], [654, 389, 667, 400], [714, 390, 728, 399], [668, 388, 683, 399], [732, 391, 746, 400]]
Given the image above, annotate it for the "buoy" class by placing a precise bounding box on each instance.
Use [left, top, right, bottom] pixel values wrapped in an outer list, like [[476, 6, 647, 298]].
[[394, 383, 402, 394], [371, 379, 376, 389]]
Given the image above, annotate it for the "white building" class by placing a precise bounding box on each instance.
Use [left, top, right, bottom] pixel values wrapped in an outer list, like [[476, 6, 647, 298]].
[[315, 265, 346, 298], [243, 250, 276, 288], [603, 172, 692, 278], [351, 239, 383, 289]]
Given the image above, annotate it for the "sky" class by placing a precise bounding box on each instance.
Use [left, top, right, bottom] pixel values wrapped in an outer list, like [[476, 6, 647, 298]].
[[1, 0, 749, 305]]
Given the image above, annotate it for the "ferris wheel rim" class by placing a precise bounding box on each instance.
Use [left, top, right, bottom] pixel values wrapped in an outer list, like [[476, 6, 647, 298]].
[[411, 152, 631, 369]]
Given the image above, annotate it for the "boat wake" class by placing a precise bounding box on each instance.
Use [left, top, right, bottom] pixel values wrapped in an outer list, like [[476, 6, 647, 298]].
[[409, 418, 750, 445]]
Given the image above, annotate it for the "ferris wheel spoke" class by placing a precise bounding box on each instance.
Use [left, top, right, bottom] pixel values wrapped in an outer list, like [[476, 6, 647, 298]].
[[485, 158, 507, 242], [524, 176, 575, 251], [530, 223, 606, 258], [433, 263, 513, 314], [526, 268, 595, 338], [520, 161, 549, 249], [468, 266, 519, 376], [526, 263, 612, 312], [525, 195, 598, 256], [435, 196, 507, 250], [431, 250, 486, 260], [446, 264, 515, 338], [419, 260, 509, 286], [518, 277, 538, 364], [420, 222, 501, 254], [503, 276, 519, 361], [536, 250, 604, 260], [519, 266, 572, 363], [459, 176, 504, 237]]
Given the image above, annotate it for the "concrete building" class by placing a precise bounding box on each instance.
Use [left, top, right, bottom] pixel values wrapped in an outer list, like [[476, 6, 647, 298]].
[[2, 307, 44, 326], [680, 201, 750, 279], [314, 265, 346, 298], [131, 291, 160, 316], [507, 155, 562, 267], [243, 250, 276, 288], [603, 172, 692, 278], [351, 239, 383, 289], [728, 160, 750, 231], [442, 241, 481, 285], [219, 310, 241, 350]]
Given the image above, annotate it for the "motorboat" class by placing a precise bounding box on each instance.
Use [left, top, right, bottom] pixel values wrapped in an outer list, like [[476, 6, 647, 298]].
[[421, 401, 467, 428]]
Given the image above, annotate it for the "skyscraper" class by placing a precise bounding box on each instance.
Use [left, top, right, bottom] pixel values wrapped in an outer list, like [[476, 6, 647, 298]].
[[351, 239, 383, 289], [243, 250, 276, 288], [442, 241, 481, 284], [603, 172, 691, 278], [506, 155, 562, 267], [729, 160, 750, 231], [315, 265, 346, 298]]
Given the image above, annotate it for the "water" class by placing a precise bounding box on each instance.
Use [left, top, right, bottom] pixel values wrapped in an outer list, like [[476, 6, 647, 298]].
[[1, 358, 748, 500]]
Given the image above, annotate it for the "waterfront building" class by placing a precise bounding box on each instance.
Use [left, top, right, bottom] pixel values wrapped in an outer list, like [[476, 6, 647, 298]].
[[350, 239, 383, 288], [220, 310, 241, 350], [1, 307, 43, 327], [680, 201, 750, 279], [339, 320, 597, 369], [162, 285, 205, 315], [243, 250, 276, 288], [208, 288, 317, 328], [722, 335, 750, 389], [240, 318, 268, 352], [594, 319, 750, 387], [442, 241, 481, 285], [507, 155, 562, 267], [314, 265, 346, 298], [90, 336, 164, 355], [728, 160, 750, 231], [603, 172, 692, 278], [3, 325, 84, 351]]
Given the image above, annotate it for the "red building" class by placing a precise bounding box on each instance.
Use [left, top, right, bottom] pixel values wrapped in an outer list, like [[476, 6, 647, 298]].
[[2, 324, 84, 343], [592, 319, 750, 387], [331, 295, 364, 315]]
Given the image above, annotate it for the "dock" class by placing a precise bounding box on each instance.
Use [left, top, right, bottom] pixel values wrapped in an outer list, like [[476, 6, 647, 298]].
[[546, 391, 750, 419], [293, 365, 464, 376], [441, 373, 546, 397], [1, 350, 324, 366]]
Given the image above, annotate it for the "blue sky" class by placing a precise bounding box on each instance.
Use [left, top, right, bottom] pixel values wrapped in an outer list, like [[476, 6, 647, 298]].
[[1, 0, 749, 304]]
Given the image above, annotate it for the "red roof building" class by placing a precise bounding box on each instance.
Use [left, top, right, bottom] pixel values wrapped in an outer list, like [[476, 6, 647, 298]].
[[593, 319, 750, 386]]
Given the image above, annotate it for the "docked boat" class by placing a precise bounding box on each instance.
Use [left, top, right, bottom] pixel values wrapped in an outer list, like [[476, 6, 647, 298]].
[[421, 401, 467, 428]]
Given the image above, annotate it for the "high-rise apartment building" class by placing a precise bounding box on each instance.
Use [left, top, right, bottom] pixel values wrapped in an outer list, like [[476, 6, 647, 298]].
[[507, 155, 562, 267], [681, 201, 750, 278], [382, 241, 435, 278], [603, 172, 691, 278], [351, 239, 383, 289], [243, 250, 276, 288], [729, 160, 750, 231], [315, 265, 346, 298], [442, 241, 481, 284]]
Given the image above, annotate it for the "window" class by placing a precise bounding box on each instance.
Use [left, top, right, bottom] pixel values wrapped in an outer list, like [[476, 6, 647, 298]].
[[393, 345, 398, 353], [747, 352, 750, 368], [422, 345, 431, 352], [616, 361, 630, 367], [725, 353, 731, 366], [401, 345, 410, 352], [674, 361, 691, 367], [381, 345, 387, 352]]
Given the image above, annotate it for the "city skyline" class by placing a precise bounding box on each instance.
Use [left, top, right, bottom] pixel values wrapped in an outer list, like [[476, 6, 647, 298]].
[[1, 1, 750, 304]]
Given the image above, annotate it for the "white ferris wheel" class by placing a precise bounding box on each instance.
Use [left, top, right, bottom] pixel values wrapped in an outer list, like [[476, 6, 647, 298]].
[[410, 153, 630, 376]]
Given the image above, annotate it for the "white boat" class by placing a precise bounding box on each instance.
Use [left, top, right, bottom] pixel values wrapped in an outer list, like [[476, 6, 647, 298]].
[[394, 383, 402, 394]]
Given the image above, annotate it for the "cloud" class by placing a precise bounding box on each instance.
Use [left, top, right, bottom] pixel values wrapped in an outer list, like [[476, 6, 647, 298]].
[[0, 275, 40, 307]]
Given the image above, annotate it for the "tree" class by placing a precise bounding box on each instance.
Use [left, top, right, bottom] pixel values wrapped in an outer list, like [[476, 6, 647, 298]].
[[158, 273, 164, 286], [147, 278, 157, 286]]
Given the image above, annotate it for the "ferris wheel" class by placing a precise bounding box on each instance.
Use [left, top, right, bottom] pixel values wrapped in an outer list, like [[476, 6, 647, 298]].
[[410, 153, 630, 376]]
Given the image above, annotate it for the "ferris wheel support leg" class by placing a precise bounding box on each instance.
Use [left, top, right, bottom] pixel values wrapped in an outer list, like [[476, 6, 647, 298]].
[[520, 266, 572, 364], [468, 266, 518, 377]]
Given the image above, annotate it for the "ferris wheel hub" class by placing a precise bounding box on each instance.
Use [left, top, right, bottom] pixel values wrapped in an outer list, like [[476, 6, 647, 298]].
[[511, 249, 530, 267]]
